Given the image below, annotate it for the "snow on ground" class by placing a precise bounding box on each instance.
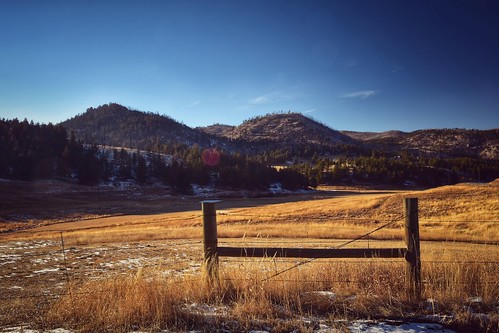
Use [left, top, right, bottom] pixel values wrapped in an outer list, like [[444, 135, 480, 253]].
[[0, 321, 457, 332], [347, 320, 456, 333], [0, 328, 72, 333], [0, 240, 463, 333]]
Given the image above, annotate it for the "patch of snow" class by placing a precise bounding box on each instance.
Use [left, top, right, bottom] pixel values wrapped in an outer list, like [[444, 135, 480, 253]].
[[302, 291, 336, 300], [348, 320, 457, 333], [0, 328, 72, 333], [32, 268, 60, 274], [467, 296, 482, 303], [425, 298, 439, 312], [0, 259, 21, 266], [314, 324, 335, 333], [192, 184, 215, 197], [183, 303, 229, 317], [269, 183, 284, 195]]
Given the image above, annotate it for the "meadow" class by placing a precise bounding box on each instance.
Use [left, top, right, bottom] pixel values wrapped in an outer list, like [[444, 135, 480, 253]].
[[0, 180, 497, 332]]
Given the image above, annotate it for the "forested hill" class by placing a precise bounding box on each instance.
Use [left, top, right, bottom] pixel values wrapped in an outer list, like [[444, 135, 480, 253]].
[[341, 128, 499, 160], [61, 105, 363, 155], [61, 104, 498, 160], [200, 113, 355, 146], [1, 107, 498, 187], [60, 103, 215, 151]]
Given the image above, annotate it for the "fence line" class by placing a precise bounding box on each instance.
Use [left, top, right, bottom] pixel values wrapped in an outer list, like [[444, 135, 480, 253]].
[[217, 212, 499, 224], [257, 218, 403, 282], [1, 251, 497, 304], [1, 208, 497, 308], [201, 198, 423, 299]]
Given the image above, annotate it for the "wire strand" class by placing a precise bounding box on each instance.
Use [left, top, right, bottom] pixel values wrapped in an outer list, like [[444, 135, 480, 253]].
[[261, 216, 403, 282]]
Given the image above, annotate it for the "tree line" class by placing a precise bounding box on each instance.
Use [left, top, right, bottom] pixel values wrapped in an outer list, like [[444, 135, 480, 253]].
[[1, 119, 497, 190], [0, 119, 309, 191], [291, 151, 499, 187]]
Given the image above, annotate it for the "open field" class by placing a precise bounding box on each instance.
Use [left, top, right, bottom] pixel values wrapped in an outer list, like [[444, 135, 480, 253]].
[[0, 180, 498, 332], [3, 179, 497, 243]]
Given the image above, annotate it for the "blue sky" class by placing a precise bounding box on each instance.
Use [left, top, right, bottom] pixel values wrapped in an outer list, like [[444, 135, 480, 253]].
[[0, 0, 498, 132]]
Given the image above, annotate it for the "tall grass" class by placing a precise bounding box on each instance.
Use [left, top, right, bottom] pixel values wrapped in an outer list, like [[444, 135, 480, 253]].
[[3, 181, 497, 331], [43, 252, 498, 333]]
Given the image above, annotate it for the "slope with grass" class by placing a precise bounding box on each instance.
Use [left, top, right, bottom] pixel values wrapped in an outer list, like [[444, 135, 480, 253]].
[[1, 181, 497, 332], [4, 180, 498, 244]]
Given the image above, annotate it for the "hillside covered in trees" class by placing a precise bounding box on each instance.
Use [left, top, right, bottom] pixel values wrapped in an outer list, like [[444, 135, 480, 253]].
[[0, 118, 309, 191], [2, 103, 498, 191], [60, 103, 215, 151]]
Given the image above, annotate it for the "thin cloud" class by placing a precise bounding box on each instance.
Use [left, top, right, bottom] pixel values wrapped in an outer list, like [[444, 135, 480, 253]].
[[303, 109, 316, 114], [249, 91, 294, 105], [250, 95, 270, 105], [186, 100, 201, 107], [342, 90, 377, 100]]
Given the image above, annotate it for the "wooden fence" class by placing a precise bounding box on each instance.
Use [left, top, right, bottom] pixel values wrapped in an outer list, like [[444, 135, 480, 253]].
[[202, 198, 421, 299]]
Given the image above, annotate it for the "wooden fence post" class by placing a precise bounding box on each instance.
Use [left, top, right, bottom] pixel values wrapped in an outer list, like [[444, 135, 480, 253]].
[[202, 200, 220, 285], [404, 197, 421, 300]]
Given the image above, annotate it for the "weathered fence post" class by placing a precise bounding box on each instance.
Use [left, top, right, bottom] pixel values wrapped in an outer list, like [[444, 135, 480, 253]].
[[404, 197, 421, 300], [202, 200, 220, 285]]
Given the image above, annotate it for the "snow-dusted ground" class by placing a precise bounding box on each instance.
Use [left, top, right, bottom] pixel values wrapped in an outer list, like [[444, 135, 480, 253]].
[[0, 240, 478, 333], [0, 321, 457, 332], [346, 320, 456, 333]]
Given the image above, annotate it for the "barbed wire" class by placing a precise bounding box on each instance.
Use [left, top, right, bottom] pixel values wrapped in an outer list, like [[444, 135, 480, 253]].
[[1, 212, 497, 307], [217, 212, 499, 224], [260, 215, 405, 282]]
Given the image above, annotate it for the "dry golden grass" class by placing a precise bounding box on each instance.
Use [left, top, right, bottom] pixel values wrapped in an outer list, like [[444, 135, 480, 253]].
[[7, 180, 496, 245], [1, 181, 498, 332], [40, 245, 498, 333]]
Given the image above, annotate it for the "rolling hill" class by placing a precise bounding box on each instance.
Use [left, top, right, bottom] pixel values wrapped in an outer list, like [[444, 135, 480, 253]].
[[60, 103, 215, 150], [199, 112, 356, 147], [60, 103, 498, 159], [342, 128, 499, 159]]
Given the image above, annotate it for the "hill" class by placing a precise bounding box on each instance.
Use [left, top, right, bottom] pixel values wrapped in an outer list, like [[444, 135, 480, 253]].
[[341, 130, 407, 141], [60, 104, 498, 160], [198, 123, 236, 138], [342, 128, 499, 159], [63, 106, 362, 154], [399, 128, 499, 159], [200, 112, 356, 146], [60, 103, 215, 150]]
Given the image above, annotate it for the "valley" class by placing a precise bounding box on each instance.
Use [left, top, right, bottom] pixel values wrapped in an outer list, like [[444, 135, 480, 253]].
[[1, 180, 497, 332]]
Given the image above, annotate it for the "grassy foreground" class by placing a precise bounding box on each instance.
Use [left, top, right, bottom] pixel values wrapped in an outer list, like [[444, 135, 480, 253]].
[[1, 180, 498, 332], [43, 252, 498, 333]]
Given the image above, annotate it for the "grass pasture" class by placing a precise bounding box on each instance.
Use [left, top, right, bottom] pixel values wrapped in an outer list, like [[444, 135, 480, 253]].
[[0, 180, 498, 332]]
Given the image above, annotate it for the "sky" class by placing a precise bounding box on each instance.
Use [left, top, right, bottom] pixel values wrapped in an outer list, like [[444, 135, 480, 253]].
[[0, 0, 498, 132]]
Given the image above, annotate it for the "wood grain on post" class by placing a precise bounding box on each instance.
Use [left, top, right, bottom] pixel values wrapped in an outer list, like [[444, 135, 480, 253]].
[[404, 197, 421, 300], [202, 200, 220, 284]]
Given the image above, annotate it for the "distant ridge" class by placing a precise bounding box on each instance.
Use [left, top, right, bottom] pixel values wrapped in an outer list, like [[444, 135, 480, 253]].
[[341, 130, 407, 141], [342, 128, 499, 159], [198, 123, 235, 138], [59, 104, 499, 159]]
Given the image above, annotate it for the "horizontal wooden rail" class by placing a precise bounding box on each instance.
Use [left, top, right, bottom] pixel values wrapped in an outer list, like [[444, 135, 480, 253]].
[[202, 198, 421, 300], [218, 247, 407, 259]]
